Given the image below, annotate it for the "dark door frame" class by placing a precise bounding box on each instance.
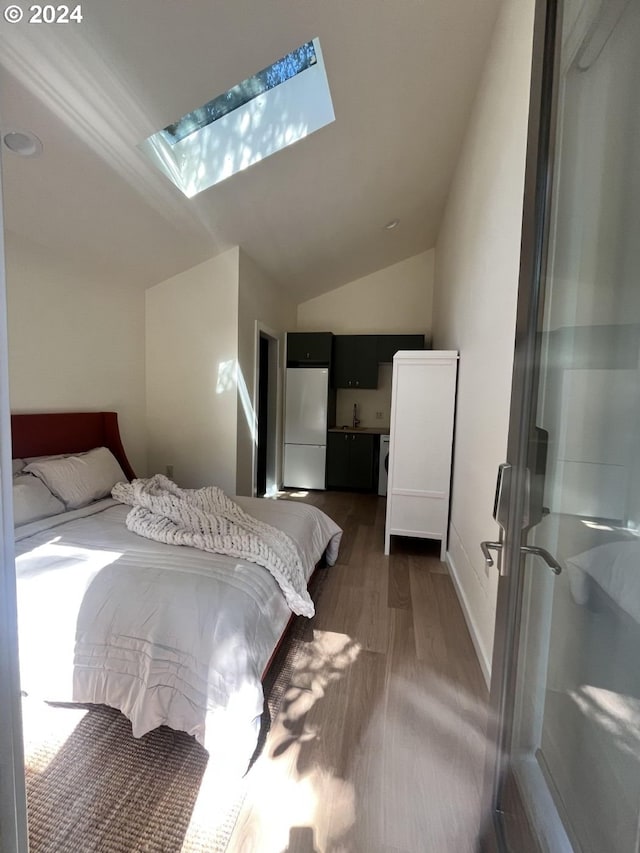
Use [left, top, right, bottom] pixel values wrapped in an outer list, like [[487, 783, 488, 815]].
[[256, 334, 270, 497], [252, 322, 281, 497]]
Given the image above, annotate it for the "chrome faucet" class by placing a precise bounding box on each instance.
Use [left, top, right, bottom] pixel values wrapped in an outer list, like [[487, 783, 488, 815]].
[[352, 403, 360, 429]]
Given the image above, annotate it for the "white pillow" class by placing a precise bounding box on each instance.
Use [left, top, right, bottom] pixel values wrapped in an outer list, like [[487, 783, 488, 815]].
[[12, 459, 25, 477], [24, 446, 127, 510], [13, 474, 65, 526]]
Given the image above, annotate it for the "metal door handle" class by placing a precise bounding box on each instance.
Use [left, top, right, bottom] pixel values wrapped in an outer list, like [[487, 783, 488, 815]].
[[480, 540, 502, 567], [480, 540, 561, 574], [520, 545, 562, 574]]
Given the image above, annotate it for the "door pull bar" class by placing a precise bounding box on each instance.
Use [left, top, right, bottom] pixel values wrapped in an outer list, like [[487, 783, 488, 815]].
[[520, 545, 562, 574], [480, 540, 561, 575]]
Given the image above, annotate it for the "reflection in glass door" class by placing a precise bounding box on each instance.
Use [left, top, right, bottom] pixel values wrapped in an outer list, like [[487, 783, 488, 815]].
[[490, 0, 640, 849]]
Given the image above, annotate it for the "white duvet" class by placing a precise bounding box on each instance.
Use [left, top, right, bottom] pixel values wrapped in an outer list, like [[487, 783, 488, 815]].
[[14, 496, 341, 774], [112, 475, 315, 616]]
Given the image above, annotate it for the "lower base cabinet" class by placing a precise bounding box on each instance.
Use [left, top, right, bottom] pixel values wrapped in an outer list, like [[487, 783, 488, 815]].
[[326, 432, 376, 490]]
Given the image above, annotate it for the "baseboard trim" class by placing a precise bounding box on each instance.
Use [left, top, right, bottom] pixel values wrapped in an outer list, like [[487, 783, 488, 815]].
[[445, 551, 492, 689]]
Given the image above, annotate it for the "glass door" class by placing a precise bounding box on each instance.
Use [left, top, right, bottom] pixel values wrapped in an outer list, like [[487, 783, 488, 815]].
[[484, 0, 640, 850]]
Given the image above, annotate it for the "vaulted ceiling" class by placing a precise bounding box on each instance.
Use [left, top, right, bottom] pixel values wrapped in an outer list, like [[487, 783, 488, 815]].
[[0, 0, 500, 301]]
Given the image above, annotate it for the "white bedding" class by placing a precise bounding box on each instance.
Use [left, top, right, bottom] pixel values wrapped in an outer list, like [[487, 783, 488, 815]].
[[15, 496, 341, 774], [113, 475, 315, 616]]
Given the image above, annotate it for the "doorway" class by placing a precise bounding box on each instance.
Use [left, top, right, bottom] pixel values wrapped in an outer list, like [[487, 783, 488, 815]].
[[254, 326, 280, 497], [484, 0, 640, 849]]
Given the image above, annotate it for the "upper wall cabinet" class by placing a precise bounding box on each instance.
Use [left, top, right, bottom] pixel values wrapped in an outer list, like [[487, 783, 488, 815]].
[[286, 332, 333, 366], [286, 331, 425, 383], [333, 335, 379, 389], [377, 334, 425, 363]]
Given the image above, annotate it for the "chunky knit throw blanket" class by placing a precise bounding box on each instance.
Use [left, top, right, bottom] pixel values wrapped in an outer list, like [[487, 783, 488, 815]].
[[112, 474, 314, 617]]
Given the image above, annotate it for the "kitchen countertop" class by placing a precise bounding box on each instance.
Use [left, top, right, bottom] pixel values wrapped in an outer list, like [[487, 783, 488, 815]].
[[328, 426, 390, 435]]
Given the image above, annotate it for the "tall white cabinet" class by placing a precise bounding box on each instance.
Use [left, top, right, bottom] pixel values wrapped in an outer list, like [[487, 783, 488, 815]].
[[385, 351, 458, 560]]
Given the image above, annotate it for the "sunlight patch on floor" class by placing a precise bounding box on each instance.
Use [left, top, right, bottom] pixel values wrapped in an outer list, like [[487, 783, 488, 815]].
[[236, 630, 360, 851], [270, 489, 310, 499], [180, 757, 247, 853], [238, 747, 355, 853], [21, 698, 88, 775], [569, 684, 640, 755], [183, 631, 361, 852]]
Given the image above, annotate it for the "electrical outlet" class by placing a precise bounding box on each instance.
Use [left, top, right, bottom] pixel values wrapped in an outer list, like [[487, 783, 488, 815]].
[[375, 411, 383, 420], [165, 465, 174, 479]]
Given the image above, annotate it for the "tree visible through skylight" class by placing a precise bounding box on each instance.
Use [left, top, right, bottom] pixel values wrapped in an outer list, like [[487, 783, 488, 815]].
[[139, 38, 334, 197], [162, 41, 318, 145]]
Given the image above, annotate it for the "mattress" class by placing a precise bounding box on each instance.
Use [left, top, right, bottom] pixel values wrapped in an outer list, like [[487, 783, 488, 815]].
[[15, 495, 342, 774]]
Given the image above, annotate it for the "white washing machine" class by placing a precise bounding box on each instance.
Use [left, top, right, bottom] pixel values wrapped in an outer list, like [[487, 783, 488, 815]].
[[378, 435, 390, 496]]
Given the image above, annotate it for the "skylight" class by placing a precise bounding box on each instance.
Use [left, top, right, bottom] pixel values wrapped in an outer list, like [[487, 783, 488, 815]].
[[139, 38, 334, 198]]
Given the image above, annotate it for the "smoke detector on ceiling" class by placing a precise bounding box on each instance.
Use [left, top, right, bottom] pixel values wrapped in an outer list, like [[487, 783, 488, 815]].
[[3, 131, 43, 157]]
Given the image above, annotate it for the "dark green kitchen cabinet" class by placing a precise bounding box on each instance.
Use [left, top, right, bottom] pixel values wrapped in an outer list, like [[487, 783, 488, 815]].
[[376, 334, 424, 363], [333, 335, 379, 389], [326, 431, 376, 490], [326, 432, 351, 488], [286, 332, 333, 366], [348, 433, 376, 489]]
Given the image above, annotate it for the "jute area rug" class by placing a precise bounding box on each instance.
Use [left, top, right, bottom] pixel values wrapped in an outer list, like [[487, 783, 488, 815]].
[[22, 571, 323, 853]]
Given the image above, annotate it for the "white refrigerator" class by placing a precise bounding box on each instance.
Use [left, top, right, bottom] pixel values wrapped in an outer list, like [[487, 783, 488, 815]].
[[283, 368, 328, 489]]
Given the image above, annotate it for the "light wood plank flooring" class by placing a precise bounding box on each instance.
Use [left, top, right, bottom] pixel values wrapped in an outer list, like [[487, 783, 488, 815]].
[[226, 490, 489, 853]]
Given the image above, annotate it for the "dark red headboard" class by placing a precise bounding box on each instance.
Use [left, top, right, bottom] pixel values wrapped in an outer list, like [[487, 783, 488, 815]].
[[11, 412, 136, 481]]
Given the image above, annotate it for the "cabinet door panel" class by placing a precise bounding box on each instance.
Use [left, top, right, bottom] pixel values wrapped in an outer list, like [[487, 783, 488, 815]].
[[355, 337, 378, 388], [388, 494, 448, 537], [333, 335, 379, 388], [286, 332, 333, 365], [326, 432, 351, 488], [391, 363, 455, 492], [349, 433, 376, 490], [377, 334, 424, 363], [332, 337, 353, 388]]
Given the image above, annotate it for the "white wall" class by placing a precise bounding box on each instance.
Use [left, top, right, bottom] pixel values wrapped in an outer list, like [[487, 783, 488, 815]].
[[145, 248, 239, 492], [432, 0, 535, 681], [5, 232, 147, 474], [236, 250, 296, 496], [296, 250, 434, 337]]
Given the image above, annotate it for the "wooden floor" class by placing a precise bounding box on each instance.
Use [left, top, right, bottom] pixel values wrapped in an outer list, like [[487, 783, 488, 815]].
[[226, 490, 489, 853]]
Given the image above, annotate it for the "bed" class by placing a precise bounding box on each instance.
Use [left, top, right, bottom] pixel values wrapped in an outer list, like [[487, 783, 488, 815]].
[[12, 412, 342, 775]]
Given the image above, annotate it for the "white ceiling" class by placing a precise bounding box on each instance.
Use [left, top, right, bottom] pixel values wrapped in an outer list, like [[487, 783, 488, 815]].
[[0, 0, 500, 302]]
